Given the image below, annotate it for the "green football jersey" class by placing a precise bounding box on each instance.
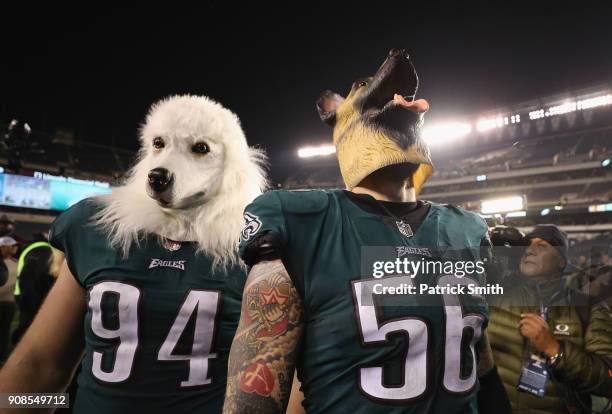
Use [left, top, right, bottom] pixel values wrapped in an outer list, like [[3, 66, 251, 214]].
[[49, 199, 246, 414], [238, 189, 490, 414]]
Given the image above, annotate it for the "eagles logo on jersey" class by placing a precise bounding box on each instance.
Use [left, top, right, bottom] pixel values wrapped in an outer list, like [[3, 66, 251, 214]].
[[240, 212, 262, 243]]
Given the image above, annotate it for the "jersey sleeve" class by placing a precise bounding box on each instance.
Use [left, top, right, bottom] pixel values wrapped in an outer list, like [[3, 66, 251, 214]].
[[467, 211, 489, 244], [238, 191, 288, 263], [48, 199, 98, 286]]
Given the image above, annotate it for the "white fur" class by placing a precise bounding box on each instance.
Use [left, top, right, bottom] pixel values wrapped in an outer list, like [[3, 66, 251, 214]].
[[93, 95, 267, 269]]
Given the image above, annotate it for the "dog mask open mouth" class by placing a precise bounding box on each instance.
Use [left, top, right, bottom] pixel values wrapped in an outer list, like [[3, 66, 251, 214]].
[[316, 48, 433, 193], [356, 49, 424, 137]]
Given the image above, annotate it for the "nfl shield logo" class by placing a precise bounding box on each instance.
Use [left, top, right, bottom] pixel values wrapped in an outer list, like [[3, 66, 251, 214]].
[[395, 220, 413, 238], [162, 239, 182, 251]]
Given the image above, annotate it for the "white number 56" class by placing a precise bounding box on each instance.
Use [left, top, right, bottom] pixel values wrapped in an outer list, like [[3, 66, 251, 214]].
[[352, 275, 485, 401]]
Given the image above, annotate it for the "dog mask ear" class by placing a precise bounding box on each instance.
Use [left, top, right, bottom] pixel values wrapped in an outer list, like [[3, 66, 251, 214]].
[[316, 90, 344, 127]]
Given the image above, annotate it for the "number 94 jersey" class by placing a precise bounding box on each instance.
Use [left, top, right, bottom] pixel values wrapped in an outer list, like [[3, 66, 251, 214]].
[[238, 190, 490, 414], [49, 199, 246, 414]]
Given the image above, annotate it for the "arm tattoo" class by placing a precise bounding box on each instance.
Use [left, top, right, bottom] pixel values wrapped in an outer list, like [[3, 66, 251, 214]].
[[223, 259, 304, 414], [477, 331, 495, 378]]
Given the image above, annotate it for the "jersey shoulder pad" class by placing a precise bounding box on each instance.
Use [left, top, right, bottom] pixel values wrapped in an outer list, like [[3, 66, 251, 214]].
[[48, 198, 103, 286], [432, 202, 487, 226], [48, 198, 101, 252], [240, 190, 329, 240], [239, 190, 331, 260], [271, 189, 331, 214], [428, 201, 489, 241]]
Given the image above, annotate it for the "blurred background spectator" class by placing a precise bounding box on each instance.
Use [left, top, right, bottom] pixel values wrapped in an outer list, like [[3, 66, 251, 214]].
[[11, 243, 62, 345], [0, 236, 18, 363], [0, 216, 16, 238]]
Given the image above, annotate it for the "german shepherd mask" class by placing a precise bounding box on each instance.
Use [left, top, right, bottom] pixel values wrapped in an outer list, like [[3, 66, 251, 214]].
[[317, 48, 433, 194]]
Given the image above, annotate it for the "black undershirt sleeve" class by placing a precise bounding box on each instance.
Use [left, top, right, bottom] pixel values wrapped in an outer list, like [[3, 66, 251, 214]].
[[241, 231, 282, 267]]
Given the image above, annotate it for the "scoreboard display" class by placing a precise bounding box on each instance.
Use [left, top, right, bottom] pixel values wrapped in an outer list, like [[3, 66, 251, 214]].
[[0, 172, 111, 211]]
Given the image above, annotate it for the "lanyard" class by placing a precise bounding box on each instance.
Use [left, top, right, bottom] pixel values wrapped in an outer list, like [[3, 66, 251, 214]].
[[535, 279, 565, 321]]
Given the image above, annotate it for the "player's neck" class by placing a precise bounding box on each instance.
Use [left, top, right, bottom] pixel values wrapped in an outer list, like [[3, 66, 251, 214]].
[[351, 180, 416, 202]]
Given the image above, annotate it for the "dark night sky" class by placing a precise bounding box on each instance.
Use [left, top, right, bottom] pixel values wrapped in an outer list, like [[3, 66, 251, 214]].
[[1, 2, 611, 181]]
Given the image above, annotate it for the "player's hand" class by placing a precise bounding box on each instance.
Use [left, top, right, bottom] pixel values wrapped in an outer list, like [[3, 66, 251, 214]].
[[518, 313, 561, 357]]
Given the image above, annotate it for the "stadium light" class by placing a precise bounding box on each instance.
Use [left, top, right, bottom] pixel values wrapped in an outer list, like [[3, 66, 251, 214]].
[[588, 203, 612, 213], [481, 196, 524, 214], [298, 145, 336, 158], [529, 93, 612, 120], [476, 116, 504, 132], [577, 94, 612, 110], [505, 210, 526, 218], [422, 122, 472, 146]]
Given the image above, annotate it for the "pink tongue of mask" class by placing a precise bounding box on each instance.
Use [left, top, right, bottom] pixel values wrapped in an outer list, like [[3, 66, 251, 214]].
[[393, 94, 429, 113]]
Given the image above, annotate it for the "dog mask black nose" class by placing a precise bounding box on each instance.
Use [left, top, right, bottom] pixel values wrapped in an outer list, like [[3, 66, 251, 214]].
[[148, 168, 173, 193]]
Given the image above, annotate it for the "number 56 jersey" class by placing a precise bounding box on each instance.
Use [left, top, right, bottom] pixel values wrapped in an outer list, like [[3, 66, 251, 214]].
[[239, 189, 490, 414], [49, 199, 246, 414]]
